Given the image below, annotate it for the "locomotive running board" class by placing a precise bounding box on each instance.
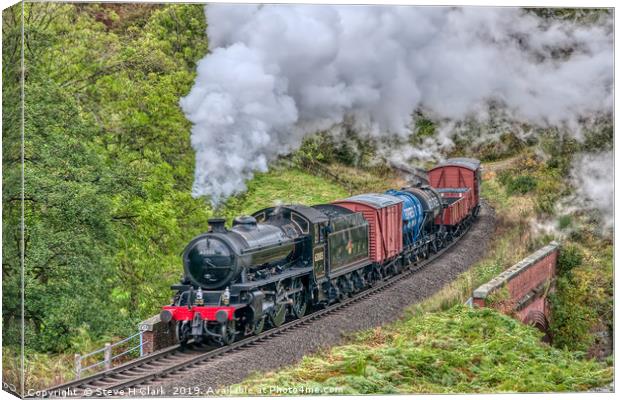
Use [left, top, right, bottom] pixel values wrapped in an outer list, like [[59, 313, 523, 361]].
[[232, 266, 313, 290]]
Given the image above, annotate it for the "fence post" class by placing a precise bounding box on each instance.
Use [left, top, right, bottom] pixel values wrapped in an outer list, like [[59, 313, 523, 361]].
[[139, 330, 144, 357], [74, 354, 81, 379], [104, 343, 112, 370]]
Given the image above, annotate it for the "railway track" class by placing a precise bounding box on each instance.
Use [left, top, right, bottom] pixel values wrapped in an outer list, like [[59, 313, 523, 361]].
[[43, 218, 475, 398]]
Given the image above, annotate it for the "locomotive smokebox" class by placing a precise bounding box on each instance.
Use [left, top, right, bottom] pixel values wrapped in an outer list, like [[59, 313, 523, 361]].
[[208, 218, 227, 233]]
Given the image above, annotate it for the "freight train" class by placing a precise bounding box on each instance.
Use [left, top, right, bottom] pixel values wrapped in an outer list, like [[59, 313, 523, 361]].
[[160, 158, 482, 346]]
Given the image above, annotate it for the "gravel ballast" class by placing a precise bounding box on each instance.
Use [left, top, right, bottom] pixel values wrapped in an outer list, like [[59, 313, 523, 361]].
[[157, 202, 496, 394]]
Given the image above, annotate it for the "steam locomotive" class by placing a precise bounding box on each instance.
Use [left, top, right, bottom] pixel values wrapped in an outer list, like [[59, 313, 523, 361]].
[[160, 158, 481, 345]]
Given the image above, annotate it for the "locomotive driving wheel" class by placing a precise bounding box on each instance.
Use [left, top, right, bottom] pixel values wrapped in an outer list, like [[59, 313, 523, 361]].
[[291, 279, 308, 318], [270, 283, 287, 327], [252, 316, 266, 335]]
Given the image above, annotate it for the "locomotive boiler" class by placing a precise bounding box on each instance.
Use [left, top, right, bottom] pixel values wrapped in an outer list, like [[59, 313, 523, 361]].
[[183, 216, 304, 290]]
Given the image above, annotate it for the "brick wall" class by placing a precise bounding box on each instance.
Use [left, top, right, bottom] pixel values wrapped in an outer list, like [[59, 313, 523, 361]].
[[507, 251, 556, 302], [139, 314, 177, 354], [472, 241, 559, 336]]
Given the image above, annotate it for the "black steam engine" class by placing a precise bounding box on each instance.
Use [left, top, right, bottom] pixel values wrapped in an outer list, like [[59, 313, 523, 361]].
[[162, 205, 368, 345]]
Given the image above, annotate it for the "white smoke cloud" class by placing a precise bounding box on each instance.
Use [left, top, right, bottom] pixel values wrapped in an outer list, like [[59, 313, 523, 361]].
[[180, 5, 612, 205], [569, 151, 614, 231]]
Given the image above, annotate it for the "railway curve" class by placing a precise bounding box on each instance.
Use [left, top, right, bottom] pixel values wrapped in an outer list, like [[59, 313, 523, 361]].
[[43, 201, 495, 398]]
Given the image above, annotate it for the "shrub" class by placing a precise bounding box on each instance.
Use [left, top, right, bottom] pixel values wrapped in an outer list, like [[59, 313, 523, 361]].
[[535, 194, 556, 215], [549, 276, 596, 352], [506, 175, 537, 195], [557, 245, 584, 277], [550, 241, 611, 354], [558, 215, 572, 230]]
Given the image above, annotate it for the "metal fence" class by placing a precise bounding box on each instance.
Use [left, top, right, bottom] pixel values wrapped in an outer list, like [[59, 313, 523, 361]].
[[74, 331, 149, 378]]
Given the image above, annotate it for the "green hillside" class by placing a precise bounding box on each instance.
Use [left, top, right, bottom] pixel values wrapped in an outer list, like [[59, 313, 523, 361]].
[[233, 306, 612, 394]]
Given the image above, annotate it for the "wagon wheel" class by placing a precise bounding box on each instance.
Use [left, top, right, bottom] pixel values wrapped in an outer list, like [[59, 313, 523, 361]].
[[351, 271, 365, 292], [269, 283, 287, 327], [345, 274, 355, 294], [421, 244, 429, 259], [394, 261, 403, 275], [291, 279, 308, 319], [193, 332, 205, 345], [367, 268, 382, 287], [430, 240, 438, 254], [175, 321, 190, 346], [364, 271, 374, 287]]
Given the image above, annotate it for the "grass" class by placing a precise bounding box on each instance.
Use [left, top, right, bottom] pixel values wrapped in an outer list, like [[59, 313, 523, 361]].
[[2, 348, 76, 393], [221, 166, 350, 221], [232, 306, 612, 394], [319, 162, 404, 194]]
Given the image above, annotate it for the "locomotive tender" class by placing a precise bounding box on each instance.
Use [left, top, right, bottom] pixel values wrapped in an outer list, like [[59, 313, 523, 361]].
[[161, 158, 482, 345]]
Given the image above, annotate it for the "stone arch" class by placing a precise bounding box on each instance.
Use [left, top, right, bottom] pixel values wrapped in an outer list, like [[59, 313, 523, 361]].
[[524, 310, 552, 343]]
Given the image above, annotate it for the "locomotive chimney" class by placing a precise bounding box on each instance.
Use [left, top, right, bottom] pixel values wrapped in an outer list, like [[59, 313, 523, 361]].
[[208, 218, 227, 233]]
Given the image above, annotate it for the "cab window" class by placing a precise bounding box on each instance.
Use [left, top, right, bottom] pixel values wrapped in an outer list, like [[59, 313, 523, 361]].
[[291, 212, 309, 234], [254, 212, 266, 222]]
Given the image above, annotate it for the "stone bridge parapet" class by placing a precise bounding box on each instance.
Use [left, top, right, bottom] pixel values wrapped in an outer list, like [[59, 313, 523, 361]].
[[472, 241, 559, 340]]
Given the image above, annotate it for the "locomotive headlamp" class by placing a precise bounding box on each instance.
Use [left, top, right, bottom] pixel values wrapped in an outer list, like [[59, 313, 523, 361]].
[[215, 309, 229, 323], [196, 287, 204, 306], [221, 287, 231, 306], [160, 309, 173, 323]]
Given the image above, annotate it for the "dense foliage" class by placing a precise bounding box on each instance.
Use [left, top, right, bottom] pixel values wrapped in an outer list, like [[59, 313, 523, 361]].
[[234, 307, 612, 394], [2, 3, 24, 352], [2, 3, 213, 353], [550, 240, 613, 353]]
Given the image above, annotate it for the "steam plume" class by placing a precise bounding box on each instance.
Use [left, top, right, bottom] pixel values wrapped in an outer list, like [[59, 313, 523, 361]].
[[180, 5, 612, 205], [569, 151, 614, 231]]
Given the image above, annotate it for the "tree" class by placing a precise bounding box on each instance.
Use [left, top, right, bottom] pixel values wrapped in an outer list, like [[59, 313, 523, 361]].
[[3, 2, 214, 353]]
